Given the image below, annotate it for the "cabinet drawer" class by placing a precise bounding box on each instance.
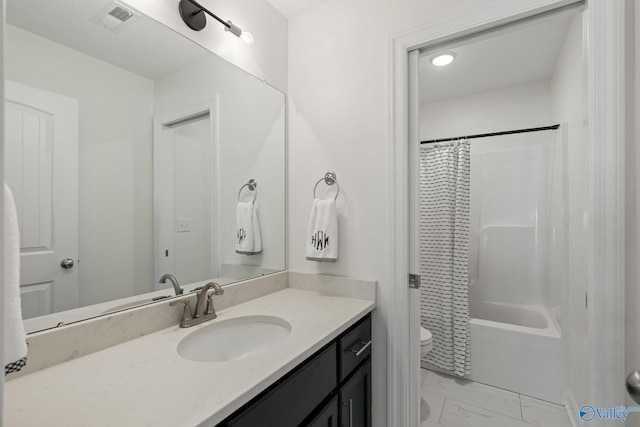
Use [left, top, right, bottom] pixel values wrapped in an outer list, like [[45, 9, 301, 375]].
[[339, 316, 371, 382], [226, 343, 337, 427]]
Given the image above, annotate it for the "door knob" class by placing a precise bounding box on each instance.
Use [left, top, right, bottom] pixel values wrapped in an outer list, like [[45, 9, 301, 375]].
[[60, 258, 75, 269], [626, 371, 640, 404]]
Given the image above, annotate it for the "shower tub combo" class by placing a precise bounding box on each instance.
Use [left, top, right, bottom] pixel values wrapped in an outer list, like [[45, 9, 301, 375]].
[[465, 132, 566, 404], [467, 301, 564, 404], [422, 131, 567, 405]]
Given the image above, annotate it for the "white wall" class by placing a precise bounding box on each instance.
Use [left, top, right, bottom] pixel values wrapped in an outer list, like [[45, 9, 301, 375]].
[[549, 12, 589, 407], [5, 25, 156, 306], [288, 1, 496, 424], [122, 0, 288, 93], [154, 55, 286, 273], [420, 80, 553, 140]]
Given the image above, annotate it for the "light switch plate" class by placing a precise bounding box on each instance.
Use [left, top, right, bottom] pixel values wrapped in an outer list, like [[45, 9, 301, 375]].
[[177, 218, 191, 233]]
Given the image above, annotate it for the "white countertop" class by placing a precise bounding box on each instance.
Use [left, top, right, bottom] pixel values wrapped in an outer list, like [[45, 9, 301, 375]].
[[5, 287, 375, 426]]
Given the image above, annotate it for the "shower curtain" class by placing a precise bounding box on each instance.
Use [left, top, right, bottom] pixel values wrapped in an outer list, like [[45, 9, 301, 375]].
[[419, 140, 471, 377]]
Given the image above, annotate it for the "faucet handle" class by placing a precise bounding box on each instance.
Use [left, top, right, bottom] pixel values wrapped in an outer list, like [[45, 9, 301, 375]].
[[205, 295, 217, 318], [170, 299, 193, 328]]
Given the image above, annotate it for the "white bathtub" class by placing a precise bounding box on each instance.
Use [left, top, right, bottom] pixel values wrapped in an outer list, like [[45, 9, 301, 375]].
[[469, 302, 565, 403], [423, 302, 566, 404]]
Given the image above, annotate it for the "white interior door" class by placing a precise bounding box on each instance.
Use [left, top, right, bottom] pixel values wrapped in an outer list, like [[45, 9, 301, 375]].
[[153, 103, 218, 288], [5, 80, 79, 318]]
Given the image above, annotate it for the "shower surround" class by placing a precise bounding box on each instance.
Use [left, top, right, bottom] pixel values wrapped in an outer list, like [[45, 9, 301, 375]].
[[420, 129, 567, 404], [468, 130, 565, 404]]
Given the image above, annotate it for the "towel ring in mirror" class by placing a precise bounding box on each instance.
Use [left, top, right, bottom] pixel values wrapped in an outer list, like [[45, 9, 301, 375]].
[[238, 179, 258, 203], [313, 171, 340, 200]]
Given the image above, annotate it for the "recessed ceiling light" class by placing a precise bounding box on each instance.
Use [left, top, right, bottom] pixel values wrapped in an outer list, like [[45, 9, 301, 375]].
[[430, 52, 457, 67]]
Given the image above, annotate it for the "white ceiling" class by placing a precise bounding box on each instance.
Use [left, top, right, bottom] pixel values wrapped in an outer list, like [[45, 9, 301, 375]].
[[7, 0, 209, 80], [420, 10, 575, 104], [265, 0, 326, 18], [9, 0, 575, 100]]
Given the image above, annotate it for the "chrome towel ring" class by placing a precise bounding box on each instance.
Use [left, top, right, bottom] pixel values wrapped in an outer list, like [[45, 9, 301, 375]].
[[238, 179, 258, 203], [313, 171, 340, 201]]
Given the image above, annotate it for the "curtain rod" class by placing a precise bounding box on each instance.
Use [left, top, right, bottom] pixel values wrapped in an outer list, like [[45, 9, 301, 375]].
[[420, 124, 560, 145]]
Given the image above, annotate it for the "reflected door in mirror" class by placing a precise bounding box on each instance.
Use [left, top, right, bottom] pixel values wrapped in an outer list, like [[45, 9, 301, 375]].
[[155, 107, 217, 286], [5, 81, 79, 318]]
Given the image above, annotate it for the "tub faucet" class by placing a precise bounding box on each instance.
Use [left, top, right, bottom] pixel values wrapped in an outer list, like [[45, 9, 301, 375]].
[[159, 274, 184, 295]]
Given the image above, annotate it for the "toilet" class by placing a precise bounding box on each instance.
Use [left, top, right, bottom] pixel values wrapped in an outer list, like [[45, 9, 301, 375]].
[[420, 327, 433, 356]]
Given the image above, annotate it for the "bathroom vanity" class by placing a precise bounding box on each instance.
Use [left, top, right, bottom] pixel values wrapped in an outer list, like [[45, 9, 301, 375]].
[[221, 314, 372, 427], [4, 273, 376, 427]]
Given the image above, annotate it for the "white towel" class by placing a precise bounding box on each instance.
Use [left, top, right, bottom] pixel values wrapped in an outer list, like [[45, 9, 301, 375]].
[[306, 198, 338, 262], [4, 184, 27, 375], [235, 202, 262, 255]]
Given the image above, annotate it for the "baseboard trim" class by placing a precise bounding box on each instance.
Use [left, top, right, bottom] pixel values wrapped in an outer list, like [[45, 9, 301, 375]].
[[565, 389, 579, 427]]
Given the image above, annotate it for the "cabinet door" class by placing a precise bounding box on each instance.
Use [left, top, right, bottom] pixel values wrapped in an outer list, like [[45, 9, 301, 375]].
[[339, 359, 371, 427], [226, 343, 337, 427], [308, 397, 339, 427]]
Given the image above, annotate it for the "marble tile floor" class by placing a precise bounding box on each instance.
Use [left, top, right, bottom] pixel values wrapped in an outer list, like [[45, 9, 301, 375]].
[[420, 369, 573, 427]]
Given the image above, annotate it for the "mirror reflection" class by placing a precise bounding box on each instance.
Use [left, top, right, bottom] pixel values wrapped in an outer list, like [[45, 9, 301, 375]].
[[5, 0, 286, 333]]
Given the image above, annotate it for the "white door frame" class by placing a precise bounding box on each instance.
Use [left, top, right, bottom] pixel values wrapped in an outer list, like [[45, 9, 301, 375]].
[[1, 0, 6, 417], [387, 0, 626, 425]]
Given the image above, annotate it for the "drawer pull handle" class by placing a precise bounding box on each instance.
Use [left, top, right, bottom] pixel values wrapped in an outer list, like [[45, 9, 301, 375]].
[[351, 340, 372, 357], [342, 398, 353, 427]]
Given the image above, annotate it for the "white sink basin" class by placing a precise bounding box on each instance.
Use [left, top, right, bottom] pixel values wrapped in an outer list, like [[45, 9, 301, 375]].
[[177, 315, 291, 363]]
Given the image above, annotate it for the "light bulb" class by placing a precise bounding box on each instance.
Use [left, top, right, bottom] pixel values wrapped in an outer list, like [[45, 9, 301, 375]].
[[240, 32, 254, 45]]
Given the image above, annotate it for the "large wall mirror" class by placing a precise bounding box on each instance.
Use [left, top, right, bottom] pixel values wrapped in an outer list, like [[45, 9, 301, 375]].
[[5, 0, 286, 333]]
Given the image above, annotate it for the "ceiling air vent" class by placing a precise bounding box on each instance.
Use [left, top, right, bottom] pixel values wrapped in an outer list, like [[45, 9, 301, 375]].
[[90, 2, 139, 33], [108, 6, 133, 23]]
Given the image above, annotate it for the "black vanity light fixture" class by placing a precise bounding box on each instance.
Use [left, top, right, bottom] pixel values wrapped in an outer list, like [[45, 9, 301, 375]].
[[178, 0, 253, 44]]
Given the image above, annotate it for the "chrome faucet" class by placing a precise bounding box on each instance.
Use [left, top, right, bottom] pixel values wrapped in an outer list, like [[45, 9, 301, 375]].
[[159, 274, 184, 295], [170, 282, 224, 328]]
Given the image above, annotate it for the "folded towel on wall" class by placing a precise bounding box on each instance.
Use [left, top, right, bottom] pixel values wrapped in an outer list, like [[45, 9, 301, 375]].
[[235, 202, 262, 255], [306, 198, 338, 262], [4, 184, 27, 375]]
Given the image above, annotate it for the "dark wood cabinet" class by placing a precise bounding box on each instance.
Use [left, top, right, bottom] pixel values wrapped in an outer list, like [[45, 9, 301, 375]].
[[219, 313, 372, 427], [339, 360, 372, 427], [308, 397, 339, 427], [225, 344, 337, 427], [339, 317, 371, 382]]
